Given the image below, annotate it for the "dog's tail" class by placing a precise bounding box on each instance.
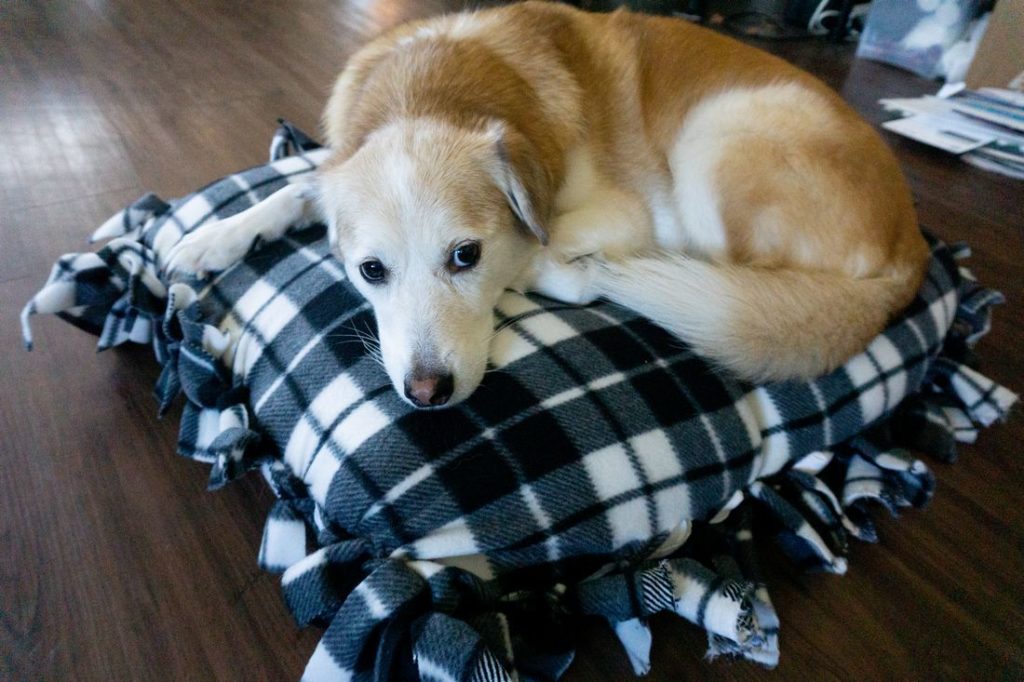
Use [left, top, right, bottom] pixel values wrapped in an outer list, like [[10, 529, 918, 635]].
[[595, 255, 923, 382]]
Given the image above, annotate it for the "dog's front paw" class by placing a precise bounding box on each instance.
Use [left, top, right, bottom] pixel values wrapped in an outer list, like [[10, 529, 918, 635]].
[[529, 254, 601, 305], [165, 220, 253, 278]]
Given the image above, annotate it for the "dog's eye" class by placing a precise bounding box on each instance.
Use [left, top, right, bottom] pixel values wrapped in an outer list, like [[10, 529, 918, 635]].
[[359, 259, 387, 283], [450, 242, 481, 271]]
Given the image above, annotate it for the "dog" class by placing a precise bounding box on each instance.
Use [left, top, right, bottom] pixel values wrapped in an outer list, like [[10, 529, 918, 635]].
[[167, 1, 929, 409]]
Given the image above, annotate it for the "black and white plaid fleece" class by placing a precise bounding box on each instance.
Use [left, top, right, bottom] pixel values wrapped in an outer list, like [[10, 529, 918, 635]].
[[23, 123, 1017, 681]]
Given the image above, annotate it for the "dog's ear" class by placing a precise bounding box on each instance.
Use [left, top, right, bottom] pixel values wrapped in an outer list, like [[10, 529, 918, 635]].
[[485, 121, 551, 246], [314, 166, 353, 257]]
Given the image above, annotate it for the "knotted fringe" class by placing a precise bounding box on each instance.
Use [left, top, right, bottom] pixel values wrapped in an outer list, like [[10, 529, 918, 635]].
[[269, 118, 324, 162], [20, 238, 167, 352], [577, 556, 772, 673], [89, 192, 171, 243], [21, 122, 1017, 680], [288, 556, 572, 681], [156, 283, 263, 489]]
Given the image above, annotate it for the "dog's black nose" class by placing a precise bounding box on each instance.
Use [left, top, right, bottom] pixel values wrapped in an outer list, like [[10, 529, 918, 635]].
[[404, 372, 454, 408]]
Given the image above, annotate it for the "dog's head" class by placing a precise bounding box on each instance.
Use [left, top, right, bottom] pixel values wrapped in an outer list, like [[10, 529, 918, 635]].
[[318, 118, 550, 408]]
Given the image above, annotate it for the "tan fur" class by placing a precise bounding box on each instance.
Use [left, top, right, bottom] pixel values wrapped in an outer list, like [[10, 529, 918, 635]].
[[317, 0, 929, 387]]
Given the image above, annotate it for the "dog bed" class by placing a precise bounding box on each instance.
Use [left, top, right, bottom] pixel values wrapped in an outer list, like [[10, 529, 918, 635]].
[[22, 122, 1016, 680]]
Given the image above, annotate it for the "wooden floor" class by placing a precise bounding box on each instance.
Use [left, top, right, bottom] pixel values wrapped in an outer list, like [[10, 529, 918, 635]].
[[1, 1, 1021, 680]]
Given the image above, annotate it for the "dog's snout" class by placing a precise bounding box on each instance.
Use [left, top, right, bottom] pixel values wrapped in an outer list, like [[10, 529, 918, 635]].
[[404, 371, 454, 408]]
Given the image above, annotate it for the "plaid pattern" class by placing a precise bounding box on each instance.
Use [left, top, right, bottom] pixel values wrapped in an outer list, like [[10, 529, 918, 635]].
[[22, 123, 1017, 680]]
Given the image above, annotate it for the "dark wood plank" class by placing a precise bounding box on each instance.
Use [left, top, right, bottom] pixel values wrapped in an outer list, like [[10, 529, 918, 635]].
[[1, 2, 1020, 680]]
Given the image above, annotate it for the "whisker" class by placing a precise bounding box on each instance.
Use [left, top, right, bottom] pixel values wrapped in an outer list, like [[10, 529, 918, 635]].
[[325, 321, 386, 367]]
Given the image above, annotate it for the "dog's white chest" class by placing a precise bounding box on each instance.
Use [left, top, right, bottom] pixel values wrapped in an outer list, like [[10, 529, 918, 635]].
[[646, 182, 687, 251]]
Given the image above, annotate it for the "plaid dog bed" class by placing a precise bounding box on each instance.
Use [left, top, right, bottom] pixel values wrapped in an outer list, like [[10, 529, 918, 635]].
[[23, 122, 1017, 680]]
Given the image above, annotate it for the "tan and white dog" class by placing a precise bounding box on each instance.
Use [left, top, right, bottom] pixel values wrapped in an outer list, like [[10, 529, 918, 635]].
[[168, 1, 929, 409]]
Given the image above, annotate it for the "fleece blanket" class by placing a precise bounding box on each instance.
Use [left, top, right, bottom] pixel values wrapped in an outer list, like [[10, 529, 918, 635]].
[[22, 122, 1016, 681]]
